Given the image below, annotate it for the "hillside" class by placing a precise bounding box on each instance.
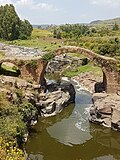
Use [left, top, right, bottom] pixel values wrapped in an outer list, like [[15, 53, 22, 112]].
[[90, 17, 120, 25]]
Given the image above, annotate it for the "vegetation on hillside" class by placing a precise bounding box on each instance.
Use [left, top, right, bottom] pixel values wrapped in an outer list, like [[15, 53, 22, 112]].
[[53, 23, 120, 58], [61, 53, 103, 78], [90, 17, 120, 25], [6, 28, 63, 53], [0, 4, 33, 40]]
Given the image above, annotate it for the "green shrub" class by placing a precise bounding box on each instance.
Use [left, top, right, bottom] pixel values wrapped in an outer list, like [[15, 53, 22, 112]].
[[0, 137, 25, 160], [0, 115, 26, 141], [15, 89, 23, 99], [18, 102, 38, 124], [26, 60, 37, 69], [42, 52, 55, 61]]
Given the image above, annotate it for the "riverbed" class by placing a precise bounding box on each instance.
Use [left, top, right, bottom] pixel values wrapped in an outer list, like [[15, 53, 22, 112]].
[[25, 78, 120, 160]]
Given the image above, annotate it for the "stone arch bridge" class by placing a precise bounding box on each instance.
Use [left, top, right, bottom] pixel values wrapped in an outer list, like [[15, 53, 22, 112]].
[[55, 46, 120, 94], [0, 46, 119, 93]]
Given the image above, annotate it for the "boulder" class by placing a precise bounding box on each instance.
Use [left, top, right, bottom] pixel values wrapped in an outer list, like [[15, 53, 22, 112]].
[[46, 101, 56, 114], [36, 82, 75, 117], [90, 93, 120, 131], [112, 109, 120, 124], [60, 82, 76, 103], [98, 107, 112, 115]]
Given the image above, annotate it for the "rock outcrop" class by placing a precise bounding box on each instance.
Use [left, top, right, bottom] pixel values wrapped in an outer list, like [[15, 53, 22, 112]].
[[0, 76, 75, 119], [29, 82, 75, 117], [90, 93, 120, 132], [71, 72, 103, 93]]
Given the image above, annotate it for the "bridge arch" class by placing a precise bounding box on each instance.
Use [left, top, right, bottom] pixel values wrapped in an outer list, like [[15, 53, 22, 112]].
[[55, 46, 120, 94], [0, 57, 47, 84]]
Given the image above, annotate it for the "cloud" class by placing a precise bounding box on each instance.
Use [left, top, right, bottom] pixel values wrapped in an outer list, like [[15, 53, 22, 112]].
[[0, 0, 59, 11], [33, 2, 59, 11], [0, 0, 13, 5], [90, 0, 120, 8]]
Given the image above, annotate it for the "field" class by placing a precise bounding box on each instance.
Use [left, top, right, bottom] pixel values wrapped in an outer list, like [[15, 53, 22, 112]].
[[63, 63, 102, 77], [6, 28, 64, 53]]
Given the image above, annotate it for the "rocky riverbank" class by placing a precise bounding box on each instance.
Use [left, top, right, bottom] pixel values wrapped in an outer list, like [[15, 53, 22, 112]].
[[71, 71, 120, 132], [0, 76, 75, 115], [0, 43, 44, 57], [71, 71, 103, 93], [0, 75, 75, 141], [90, 93, 120, 131]]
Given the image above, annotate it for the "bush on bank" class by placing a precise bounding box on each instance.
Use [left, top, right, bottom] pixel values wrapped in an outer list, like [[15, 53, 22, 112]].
[[0, 91, 38, 160]]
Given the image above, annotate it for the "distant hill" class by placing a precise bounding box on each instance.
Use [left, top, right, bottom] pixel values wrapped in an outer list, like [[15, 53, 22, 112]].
[[90, 17, 120, 25], [32, 17, 120, 28], [90, 20, 102, 25]]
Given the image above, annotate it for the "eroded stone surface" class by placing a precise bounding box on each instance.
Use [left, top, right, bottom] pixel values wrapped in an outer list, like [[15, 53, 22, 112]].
[[0, 76, 75, 118], [90, 93, 120, 131]]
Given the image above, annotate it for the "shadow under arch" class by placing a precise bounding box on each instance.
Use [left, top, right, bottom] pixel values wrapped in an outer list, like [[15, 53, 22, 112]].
[[94, 70, 107, 93]]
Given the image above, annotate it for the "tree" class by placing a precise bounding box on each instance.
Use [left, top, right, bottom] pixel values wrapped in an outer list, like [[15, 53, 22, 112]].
[[19, 20, 33, 39], [113, 23, 119, 31], [53, 29, 61, 39], [0, 4, 33, 40], [0, 4, 20, 40], [0, 5, 4, 38]]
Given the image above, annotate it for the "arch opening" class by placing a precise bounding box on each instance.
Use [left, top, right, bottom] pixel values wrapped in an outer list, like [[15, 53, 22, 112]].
[[55, 47, 110, 93], [0, 62, 21, 77]]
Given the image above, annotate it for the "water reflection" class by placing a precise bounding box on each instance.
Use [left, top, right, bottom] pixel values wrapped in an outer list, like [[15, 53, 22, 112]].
[[25, 90, 120, 160], [26, 123, 120, 160], [90, 124, 120, 151], [47, 92, 92, 146]]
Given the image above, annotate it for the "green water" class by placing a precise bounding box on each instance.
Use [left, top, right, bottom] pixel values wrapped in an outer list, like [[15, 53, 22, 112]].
[[25, 85, 120, 160]]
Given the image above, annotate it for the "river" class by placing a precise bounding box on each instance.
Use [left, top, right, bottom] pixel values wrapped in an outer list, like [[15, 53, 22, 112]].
[[25, 77, 120, 160]]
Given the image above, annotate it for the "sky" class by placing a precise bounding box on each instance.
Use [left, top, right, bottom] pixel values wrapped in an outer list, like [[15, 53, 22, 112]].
[[0, 0, 120, 24]]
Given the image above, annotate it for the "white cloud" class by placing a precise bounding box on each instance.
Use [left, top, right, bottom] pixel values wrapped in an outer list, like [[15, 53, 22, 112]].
[[90, 0, 120, 8], [0, 0, 13, 5], [0, 0, 59, 11], [34, 3, 59, 11], [15, 0, 33, 5]]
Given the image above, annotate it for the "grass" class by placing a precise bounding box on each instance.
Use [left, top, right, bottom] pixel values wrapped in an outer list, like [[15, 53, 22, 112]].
[[6, 28, 64, 53], [63, 53, 102, 77], [31, 28, 52, 38], [67, 52, 87, 59], [63, 62, 102, 78]]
